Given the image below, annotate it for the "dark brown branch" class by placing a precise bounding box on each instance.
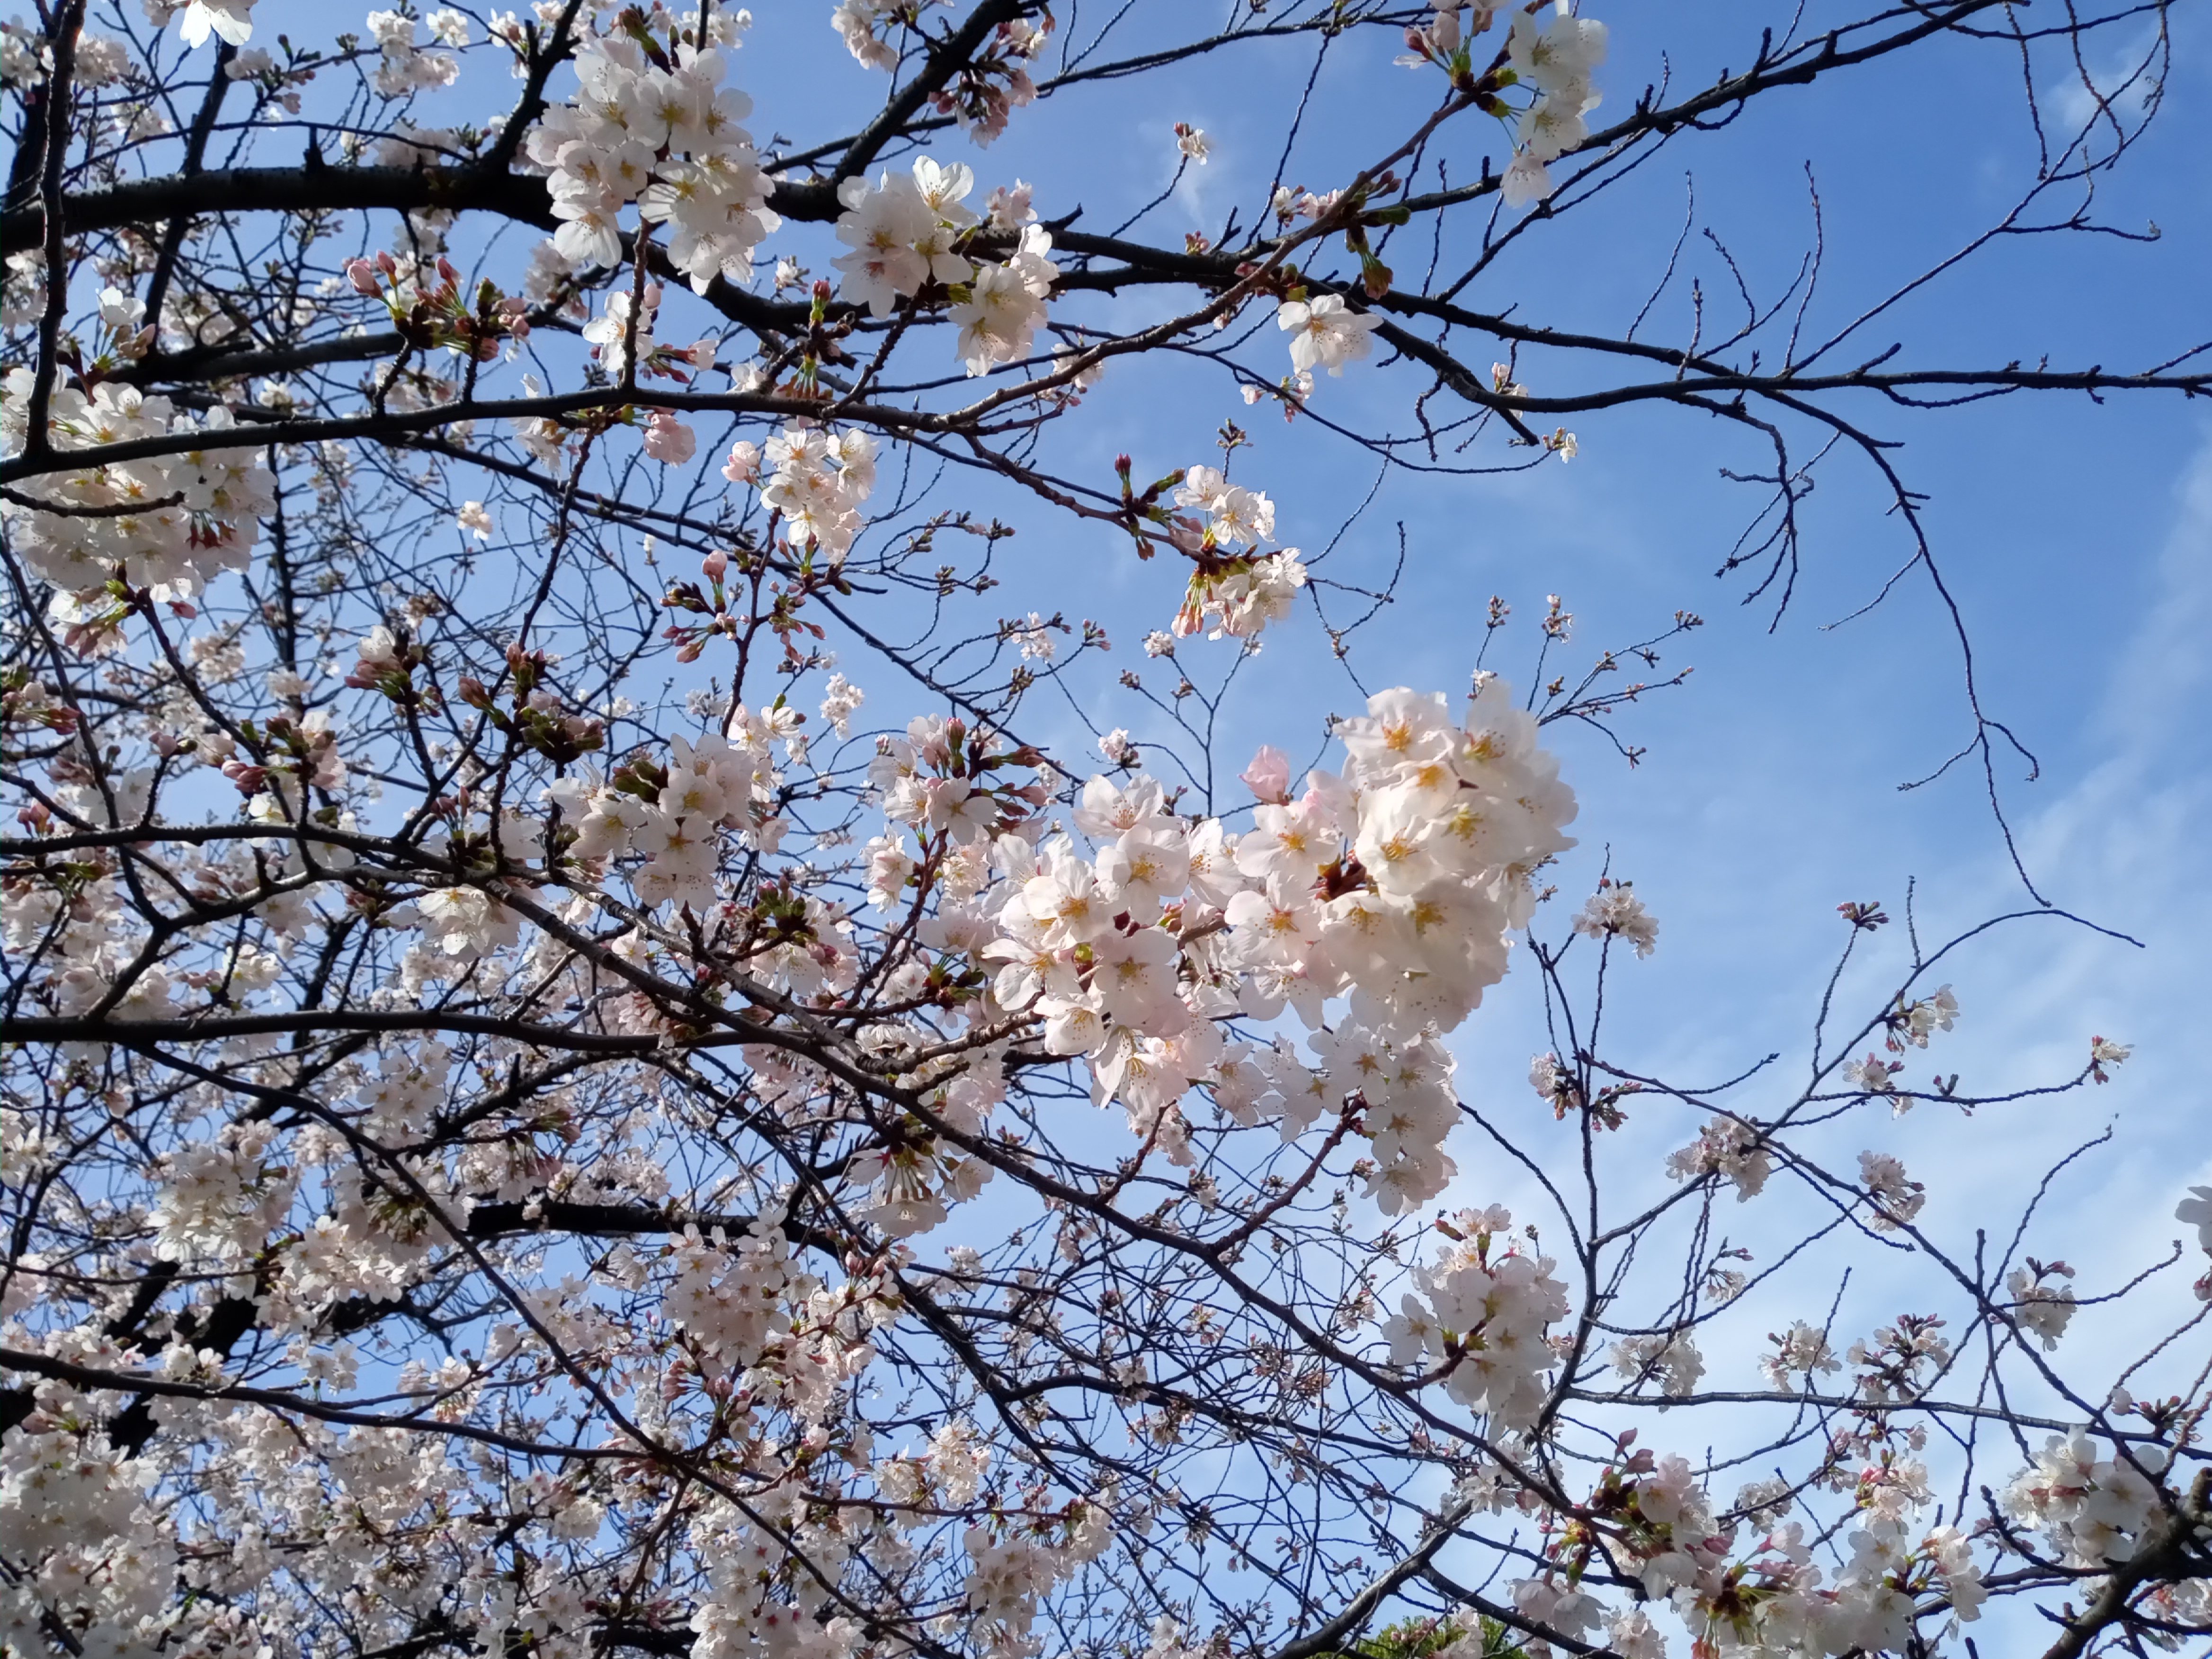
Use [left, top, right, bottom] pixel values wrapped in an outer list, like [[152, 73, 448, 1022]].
[[831, 0, 1029, 187]]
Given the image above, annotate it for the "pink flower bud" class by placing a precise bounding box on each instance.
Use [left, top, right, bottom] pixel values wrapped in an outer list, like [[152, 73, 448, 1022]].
[[701, 549, 727, 582], [374, 250, 398, 277], [641, 408, 696, 465], [1240, 743, 1292, 805], [345, 258, 380, 295]]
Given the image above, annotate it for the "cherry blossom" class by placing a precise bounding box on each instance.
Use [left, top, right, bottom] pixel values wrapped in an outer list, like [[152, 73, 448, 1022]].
[[2007, 1262, 2078, 1348], [1857, 1149, 1926, 1231], [1278, 294, 1384, 378], [1572, 877, 1657, 956], [950, 226, 1059, 376], [2180, 1185, 2212, 1250], [166, 0, 257, 49]]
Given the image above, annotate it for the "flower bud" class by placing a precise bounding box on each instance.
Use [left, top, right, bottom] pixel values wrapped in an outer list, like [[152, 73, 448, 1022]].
[[722, 440, 761, 484], [1239, 743, 1292, 805]]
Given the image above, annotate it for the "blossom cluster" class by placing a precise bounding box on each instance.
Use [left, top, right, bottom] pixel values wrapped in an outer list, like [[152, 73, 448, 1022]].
[[3, 19, 131, 84], [0, 1412, 174, 1659], [547, 718, 793, 913], [724, 422, 880, 560], [525, 23, 779, 293], [1488, 1437, 1991, 1659], [1502, 7, 1609, 206], [0, 366, 275, 602], [365, 7, 464, 97], [852, 677, 1577, 1217], [1384, 1205, 1571, 1427], [1164, 465, 1308, 640], [829, 0, 902, 72], [833, 157, 1060, 375], [2003, 1429, 2174, 1568], [1395, 4, 1608, 206]]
